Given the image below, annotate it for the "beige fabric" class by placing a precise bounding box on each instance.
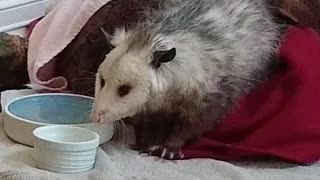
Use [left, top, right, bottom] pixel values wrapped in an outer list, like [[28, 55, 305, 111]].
[[1, 89, 320, 180], [0, 170, 60, 180]]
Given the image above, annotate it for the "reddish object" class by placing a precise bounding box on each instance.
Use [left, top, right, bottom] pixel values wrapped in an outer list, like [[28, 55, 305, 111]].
[[182, 27, 320, 165], [26, 18, 42, 38]]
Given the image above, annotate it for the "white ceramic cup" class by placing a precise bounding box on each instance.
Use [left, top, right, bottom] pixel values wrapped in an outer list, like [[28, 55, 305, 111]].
[[33, 125, 100, 174]]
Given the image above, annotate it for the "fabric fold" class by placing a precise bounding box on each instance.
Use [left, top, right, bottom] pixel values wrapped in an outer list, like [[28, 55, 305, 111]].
[[27, 0, 111, 91]]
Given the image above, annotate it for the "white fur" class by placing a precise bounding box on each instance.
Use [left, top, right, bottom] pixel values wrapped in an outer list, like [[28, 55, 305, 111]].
[[92, 41, 152, 122], [91, 0, 279, 123]]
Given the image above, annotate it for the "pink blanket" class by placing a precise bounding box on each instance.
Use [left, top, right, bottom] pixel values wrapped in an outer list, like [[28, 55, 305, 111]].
[[27, 0, 111, 91]]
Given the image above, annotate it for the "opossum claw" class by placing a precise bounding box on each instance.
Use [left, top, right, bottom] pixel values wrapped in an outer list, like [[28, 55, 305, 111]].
[[178, 150, 185, 158], [169, 152, 175, 159], [147, 145, 184, 160], [149, 145, 161, 151], [161, 148, 168, 158]]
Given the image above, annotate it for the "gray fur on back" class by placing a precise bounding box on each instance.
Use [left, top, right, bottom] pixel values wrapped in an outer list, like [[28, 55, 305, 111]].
[[126, 0, 280, 109]]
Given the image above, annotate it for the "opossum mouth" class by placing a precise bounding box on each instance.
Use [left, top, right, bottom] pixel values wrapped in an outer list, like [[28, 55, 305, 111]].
[[122, 116, 131, 123], [116, 110, 140, 123]]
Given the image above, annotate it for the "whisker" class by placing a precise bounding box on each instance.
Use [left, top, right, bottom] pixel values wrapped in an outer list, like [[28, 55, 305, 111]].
[[71, 83, 95, 88], [71, 78, 96, 82], [79, 87, 95, 95], [107, 106, 128, 146], [111, 122, 120, 143], [71, 81, 95, 87], [80, 70, 97, 76], [107, 105, 122, 122], [119, 119, 128, 146]]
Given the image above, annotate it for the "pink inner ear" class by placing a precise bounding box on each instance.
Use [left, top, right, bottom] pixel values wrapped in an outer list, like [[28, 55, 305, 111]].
[[100, 27, 114, 42]]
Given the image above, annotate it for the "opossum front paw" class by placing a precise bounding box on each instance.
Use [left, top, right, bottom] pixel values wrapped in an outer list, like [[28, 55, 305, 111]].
[[148, 145, 184, 159], [128, 141, 185, 159], [148, 138, 185, 159]]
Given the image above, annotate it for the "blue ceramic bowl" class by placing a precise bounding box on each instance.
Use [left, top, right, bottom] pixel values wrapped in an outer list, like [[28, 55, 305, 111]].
[[7, 93, 93, 124], [3, 93, 114, 147]]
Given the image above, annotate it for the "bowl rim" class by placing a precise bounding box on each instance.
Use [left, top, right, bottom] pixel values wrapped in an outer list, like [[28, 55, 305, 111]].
[[4, 93, 95, 126], [33, 125, 100, 146]]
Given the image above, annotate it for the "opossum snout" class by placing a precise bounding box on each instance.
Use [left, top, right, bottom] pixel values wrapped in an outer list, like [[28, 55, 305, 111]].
[[90, 108, 136, 124], [90, 110, 107, 123], [90, 110, 115, 123]]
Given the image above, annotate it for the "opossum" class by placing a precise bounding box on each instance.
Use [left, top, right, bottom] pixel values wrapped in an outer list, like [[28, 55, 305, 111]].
[[90, 0, 281, 159]]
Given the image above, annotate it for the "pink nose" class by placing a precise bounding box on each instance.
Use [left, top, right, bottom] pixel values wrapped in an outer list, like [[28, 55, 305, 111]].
[[90, 110, 104, 123]]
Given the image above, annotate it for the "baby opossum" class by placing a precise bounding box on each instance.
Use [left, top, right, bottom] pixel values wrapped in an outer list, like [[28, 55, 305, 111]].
[[90, 0, 281, 159]]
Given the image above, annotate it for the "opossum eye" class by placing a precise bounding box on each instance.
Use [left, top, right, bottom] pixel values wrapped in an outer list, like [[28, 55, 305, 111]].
[[107, 41, 115, 51], [151, 48, 176, 69], [118, 84, 132, 97], [108, 43, 115, 50], [99, 75, 105, 88]]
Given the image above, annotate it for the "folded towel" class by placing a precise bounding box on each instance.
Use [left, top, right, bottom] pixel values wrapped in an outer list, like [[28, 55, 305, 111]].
[[27, 0, 111, 91], [27, 0, 160, 95]]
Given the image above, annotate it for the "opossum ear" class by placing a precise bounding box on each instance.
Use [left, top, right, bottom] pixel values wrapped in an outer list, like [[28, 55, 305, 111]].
[[100, 27, 115, 50], [100, 27, 113, 41], [151, 48, 176, 69]]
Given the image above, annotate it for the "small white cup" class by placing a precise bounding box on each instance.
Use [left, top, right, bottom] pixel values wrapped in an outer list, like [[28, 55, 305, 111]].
[[33, 125, 100, 174]]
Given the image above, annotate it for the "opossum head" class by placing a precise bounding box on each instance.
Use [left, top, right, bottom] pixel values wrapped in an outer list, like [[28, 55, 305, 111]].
[[90, 28, 181, 123]]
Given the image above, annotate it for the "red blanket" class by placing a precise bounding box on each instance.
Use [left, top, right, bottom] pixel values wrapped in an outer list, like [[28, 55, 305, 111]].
[[182, 27, 320, 165]]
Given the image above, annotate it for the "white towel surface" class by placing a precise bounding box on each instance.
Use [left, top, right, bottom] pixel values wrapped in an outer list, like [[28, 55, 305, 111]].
[[1, 89, 320, 180]]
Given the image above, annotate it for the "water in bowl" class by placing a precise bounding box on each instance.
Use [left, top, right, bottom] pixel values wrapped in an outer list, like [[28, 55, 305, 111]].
[[7, 94, 94, 124]]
